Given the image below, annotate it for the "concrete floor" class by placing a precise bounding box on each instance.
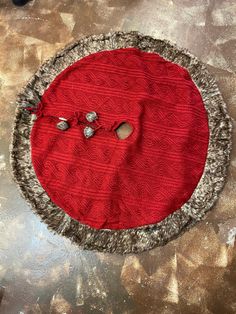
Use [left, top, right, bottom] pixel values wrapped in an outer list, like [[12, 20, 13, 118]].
[[0, 0, 236, 313]]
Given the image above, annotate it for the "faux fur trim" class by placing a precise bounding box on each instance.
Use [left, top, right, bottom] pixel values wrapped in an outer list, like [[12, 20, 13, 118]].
[[10, 31, 232, 254]]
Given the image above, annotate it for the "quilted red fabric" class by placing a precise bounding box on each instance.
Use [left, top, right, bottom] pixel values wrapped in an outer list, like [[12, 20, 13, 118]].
[[30, 48, 209, 230]]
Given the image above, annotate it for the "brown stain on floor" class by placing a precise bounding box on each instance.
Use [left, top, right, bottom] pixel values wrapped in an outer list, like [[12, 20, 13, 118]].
[[0, 0, 236, 313]]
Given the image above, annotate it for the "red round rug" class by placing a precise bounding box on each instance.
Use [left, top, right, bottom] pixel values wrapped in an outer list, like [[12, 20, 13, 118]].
[[11, 32, 231, 253]]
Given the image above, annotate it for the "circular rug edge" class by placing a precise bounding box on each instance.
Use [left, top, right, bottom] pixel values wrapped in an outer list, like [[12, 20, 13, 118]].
[[10, 31, 232, 254]]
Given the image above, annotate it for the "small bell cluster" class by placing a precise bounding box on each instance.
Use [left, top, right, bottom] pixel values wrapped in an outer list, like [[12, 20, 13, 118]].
[[56, 111, 98, 138]]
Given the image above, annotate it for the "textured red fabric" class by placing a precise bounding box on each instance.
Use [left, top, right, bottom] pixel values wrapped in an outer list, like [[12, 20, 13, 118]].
[[30, 48, 209, 230]]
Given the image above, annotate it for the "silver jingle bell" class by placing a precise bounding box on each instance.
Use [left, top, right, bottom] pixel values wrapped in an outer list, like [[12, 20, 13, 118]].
[[84, 126, 94, 138], [56, 120, 70, 131], [86, 111, 98, 123]]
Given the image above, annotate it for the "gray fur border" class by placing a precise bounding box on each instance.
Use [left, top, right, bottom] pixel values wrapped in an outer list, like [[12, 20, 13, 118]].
[[10, 31, 232, 254]]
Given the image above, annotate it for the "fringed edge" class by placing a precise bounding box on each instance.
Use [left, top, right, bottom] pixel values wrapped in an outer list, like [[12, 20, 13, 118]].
[[9, 31, 232, 254]]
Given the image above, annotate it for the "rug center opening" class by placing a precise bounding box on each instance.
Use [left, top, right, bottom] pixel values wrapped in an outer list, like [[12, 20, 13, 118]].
[[115, 122, 133, 140]]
